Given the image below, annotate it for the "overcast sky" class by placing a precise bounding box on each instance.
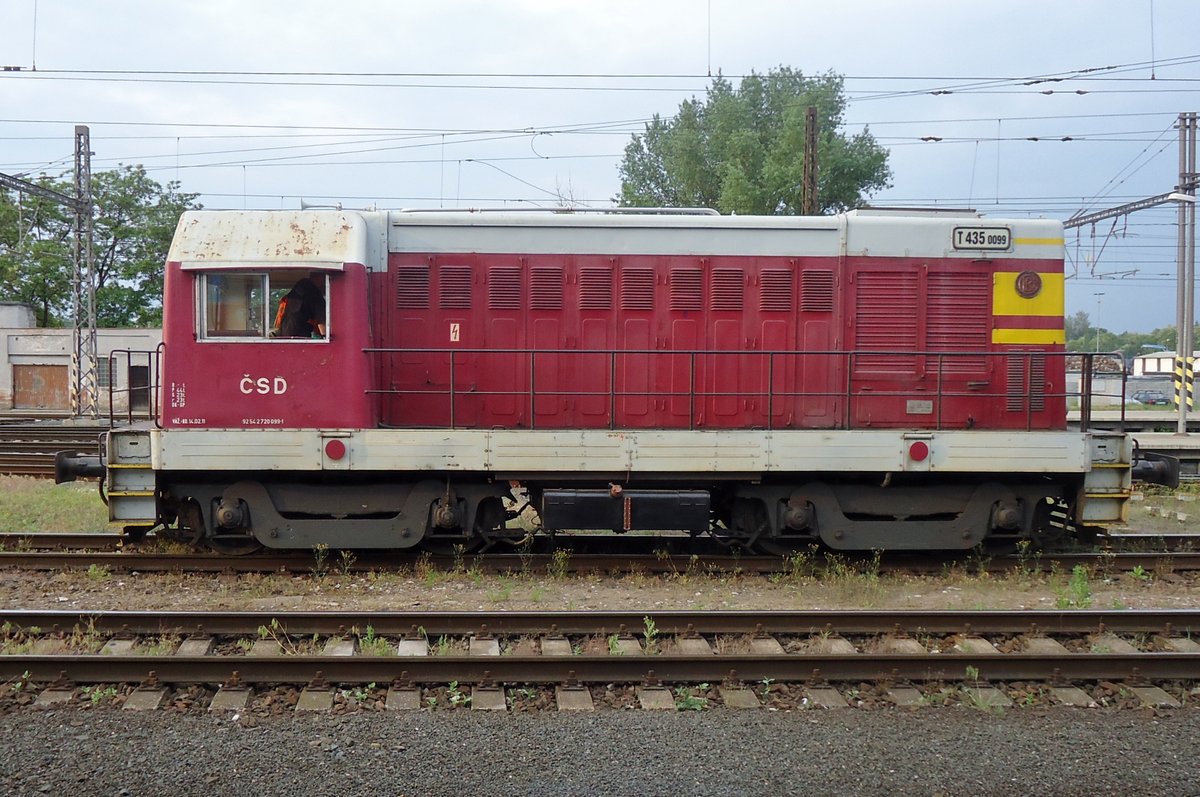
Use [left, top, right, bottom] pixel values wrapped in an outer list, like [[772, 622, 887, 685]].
[[1, 0, 1197, 333]]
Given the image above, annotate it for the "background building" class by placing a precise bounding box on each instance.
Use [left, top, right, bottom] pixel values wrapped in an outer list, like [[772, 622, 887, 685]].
[[0, 303, 162, 416]]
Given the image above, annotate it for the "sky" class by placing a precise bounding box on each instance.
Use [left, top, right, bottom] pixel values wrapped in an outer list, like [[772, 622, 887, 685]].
[[0, 0, 1197, 333]]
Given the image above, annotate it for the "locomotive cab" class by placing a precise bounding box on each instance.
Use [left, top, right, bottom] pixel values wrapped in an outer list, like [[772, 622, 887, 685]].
[[159, 213, 375, 430]]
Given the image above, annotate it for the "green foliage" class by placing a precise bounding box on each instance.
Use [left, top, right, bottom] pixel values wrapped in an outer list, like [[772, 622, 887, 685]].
[[548, 548, 571, 580], [674, 684, 709, 711], [311, 543, 330, 578], [642, 615, 659, 654], [447, 680, 471, 707], [1054, 565, 1094, 609], [0, 165, 200, 327], [81, 685, 118, 705], [0, 476, 110, 533], [1065, 310, 1180, 359], [619, 67, 890, 215], [357, 625, 394, 656], [342, 683, 375, 702]]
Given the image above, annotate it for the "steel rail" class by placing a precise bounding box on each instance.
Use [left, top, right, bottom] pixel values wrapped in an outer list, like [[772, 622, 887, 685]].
[[3, 609, 1198, 636], [2, 549, 1200, 575], [5, 530, 1199, 551], [0, 534, 124, 550], [2, 652, 1198, 685]]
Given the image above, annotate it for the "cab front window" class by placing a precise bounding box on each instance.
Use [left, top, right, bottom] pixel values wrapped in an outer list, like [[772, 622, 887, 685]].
[[200, 271, 329, 341]]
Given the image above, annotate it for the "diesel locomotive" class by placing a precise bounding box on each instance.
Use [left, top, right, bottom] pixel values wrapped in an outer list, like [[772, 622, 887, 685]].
[[58, 206, 1174, 553]]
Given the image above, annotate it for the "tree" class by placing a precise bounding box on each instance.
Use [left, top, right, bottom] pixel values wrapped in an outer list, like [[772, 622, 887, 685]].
[[1065, 311, 1091, 344], [0, 182, 73, 326], [618, 67, 891, 215], [0, 165, 200, 327]]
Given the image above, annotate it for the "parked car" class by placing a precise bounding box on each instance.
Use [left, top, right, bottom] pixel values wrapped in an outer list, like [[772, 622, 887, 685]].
[[1131, 390, 1171, 405]]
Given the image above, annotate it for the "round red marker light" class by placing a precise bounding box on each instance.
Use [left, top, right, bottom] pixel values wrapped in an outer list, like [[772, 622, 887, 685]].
[[324, 439, 347, 460], [908, 441, 929, 462]]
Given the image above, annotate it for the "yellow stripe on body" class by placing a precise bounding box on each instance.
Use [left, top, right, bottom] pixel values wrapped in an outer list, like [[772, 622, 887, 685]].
[[991, 328, 1066, 345], [993, 272, 1064, 317], [1013, 237, 1065, 246]]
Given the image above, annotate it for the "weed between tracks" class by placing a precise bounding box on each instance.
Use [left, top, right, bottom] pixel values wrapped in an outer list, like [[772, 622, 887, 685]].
[[3, 548, 1198, 616], [2, 476, 1200, 613]]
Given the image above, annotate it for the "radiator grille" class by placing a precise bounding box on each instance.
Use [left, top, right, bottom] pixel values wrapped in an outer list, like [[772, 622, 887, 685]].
[[854, 271, 918, 372], [670, 268, 703, 311], [530, 266, 564, 310], [579, 267, 613, 310], [1007, 354, 1046, 412], [710, 269, 744, 311], [927, 272, 989, 372], [395, 266, 430, 309], [800, 270, 835, 312], [488, 267, 523, 309], [621, 268, 655, 310], [759, 269, 794, 312], [438, 266, 472, 309]]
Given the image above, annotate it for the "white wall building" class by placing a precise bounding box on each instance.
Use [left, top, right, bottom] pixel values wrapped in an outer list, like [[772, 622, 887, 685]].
[[1131, 350, 1199, 377], [1, 303, 162, 415]]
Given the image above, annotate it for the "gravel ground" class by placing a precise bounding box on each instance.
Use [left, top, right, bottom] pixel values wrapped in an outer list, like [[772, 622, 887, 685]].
[[1, 708, 1197, 796]]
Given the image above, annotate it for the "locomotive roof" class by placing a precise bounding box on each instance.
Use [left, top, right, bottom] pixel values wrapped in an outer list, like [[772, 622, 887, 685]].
[[167, 208, 1064, 268]]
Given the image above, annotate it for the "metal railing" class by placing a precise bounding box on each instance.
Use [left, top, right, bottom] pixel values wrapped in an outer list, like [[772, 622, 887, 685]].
[[365, 348, 1119, 432], [105, 344, 163, 428]]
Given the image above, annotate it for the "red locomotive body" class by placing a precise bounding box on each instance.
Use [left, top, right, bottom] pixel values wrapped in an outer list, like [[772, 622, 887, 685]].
[[379, 248, 1064, 433], [79, 208, 1152, 554]]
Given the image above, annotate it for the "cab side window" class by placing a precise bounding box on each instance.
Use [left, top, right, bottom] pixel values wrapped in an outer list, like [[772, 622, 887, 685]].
[[200, 271, 328, 341], [203, 274, 266, 337]]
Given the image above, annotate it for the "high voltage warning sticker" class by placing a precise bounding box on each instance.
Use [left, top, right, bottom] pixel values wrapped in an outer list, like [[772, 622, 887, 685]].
[[1174, 357, 1194, 409]]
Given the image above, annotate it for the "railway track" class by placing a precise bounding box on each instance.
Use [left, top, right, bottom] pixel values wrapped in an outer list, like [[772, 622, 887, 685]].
[[1, 532, 1199, 574], [0, 422, 107, 477], [1, 610, 1196, 711]]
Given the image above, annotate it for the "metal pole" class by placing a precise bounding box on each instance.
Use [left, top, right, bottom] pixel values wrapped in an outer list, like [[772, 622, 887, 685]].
[[72, 125, 97, 419], [1177, 114, 1190, 434], [1185, 112, 1198, 430]]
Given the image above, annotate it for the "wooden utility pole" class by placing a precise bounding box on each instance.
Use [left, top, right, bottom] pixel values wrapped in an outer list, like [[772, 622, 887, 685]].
[[802, 106, 819, 215]]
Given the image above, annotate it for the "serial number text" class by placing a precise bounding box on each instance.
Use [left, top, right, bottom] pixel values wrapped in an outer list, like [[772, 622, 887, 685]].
[[952, 226, 1011, 250]]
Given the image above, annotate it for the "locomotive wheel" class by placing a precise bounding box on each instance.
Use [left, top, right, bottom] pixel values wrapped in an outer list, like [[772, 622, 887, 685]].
[[159, 500, 205, 547], [710, 498, 769, 551]]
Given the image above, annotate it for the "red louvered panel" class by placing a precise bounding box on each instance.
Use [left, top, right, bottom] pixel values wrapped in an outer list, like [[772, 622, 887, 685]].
[[1030, 356, 1046, 411], [621, 268, 654, 311], [531, 266, 563, 310], [670, 268, 703, 311], [926, 272, 988, 373], [438, 265, 472, 309], [800, 270, 835, 312], [710, 268, 743, 311], [760, 269, 794, 312], [579, 267, 613, 310], [488, 266, 522, 309], [854, 271, 918, 372], [395, 265, 430, 309], [1006, 354, 1046, 412]]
